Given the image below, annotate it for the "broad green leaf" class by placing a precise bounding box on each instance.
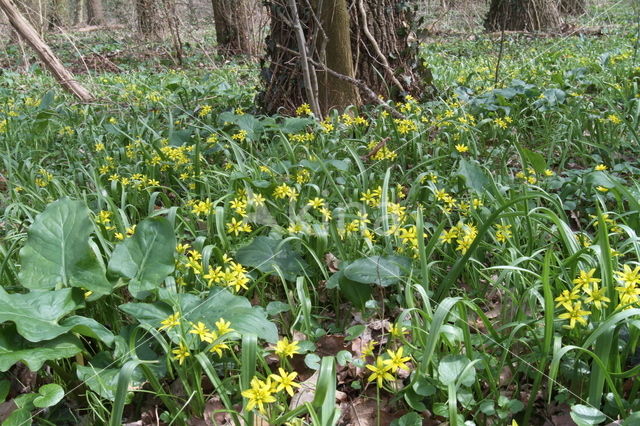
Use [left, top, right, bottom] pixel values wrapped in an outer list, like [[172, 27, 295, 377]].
[[32, 384, 64, 408], [0, 287, 81, 342], [343, 256, 410, 287], [391, 412, 423, 426], [456, 159, 489, 194], [120, 287, 278, 342], [108, 217, 176, 298], [0, 327, 82, 372], [437, 355, 475, 387], [522, 148, 547, 175], [570, 404, 606, 425], [59, 316, 115, 346], [76, 352, 140, 402], [18, 198, 111, 294], [236, 237, 306, 281]]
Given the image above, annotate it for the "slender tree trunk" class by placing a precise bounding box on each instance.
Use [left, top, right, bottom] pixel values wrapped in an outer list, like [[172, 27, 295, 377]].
[[136, 0, 161, 38], [86, 0, 104, 25], [259, 0, 426, 116], [485, 0, 561, 32], [72, 0, 84, 25], [560, 0, 585, 15], [0, 0, 94, 101], [315, 0, 358, 112], [212, 0, 260, 55]]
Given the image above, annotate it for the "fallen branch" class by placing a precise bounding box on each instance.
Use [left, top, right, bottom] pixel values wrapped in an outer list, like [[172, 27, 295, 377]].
[[0, 0, 94, 102]]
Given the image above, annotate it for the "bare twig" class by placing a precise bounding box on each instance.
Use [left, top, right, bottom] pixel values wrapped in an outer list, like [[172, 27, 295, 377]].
[[277, 43, 404, 119], [286, 0, 322, 119]]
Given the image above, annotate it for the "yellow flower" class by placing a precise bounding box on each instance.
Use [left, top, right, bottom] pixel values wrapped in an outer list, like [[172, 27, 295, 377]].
[[274, 337, 300, 358], [366, 356, 395, 388], [388, 323, 408, 339], [198, 105, 212, 117], [558, 301, 591, 329], [241, 377, 276, 413], [208, 339, 230, 357], [544, 169, 554, 176], [614, 264, 640, 286], [226, 217, 252, 236], [584, 284, 610, 310], [159, 313, 181, 331], [596, 186, 609, 192], [455, 144, 469, 153], [215, 318, 234, 335], [495, 224, 512, 243], [572, 269, 600, 290], [554, 289, 580, 309], [270, 368, 301, 396], [383, 347, 410, 373], [307, 197, 325, 208], [172, 342, 190, 365], [595, 164, 608, 171], [189, 322, 213, 343], [295, 103, 312, 116]]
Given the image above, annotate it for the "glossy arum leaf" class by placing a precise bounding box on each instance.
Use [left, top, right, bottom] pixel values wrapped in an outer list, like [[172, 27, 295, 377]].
[[76, 352, 142, 402], [569, 404, 606, 425], [59, 315, 115, 346], [522, 148, 547, 175], [108, 217, 176, 298], [0, 286, 82, 342], [236, 237, 307, 281], [32, 383, 64, 408], [18, 198, 111, 294], [438, 355, 476, 387], [456, 159, 489, 195], [343, 255, 411, 287], [0, 326, 83, 372], [120, 287, 278, 342]]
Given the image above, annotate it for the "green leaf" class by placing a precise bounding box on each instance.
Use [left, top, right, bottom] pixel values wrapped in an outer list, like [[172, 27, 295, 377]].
[[120, 287, 278, 343], [391, 412, 422, 426], [108, 217, 176, 298], [522, 148, 547, 175], [236, 237, 307, 281], [18, 198, 111, 294], [569, 404, 606, 425], [343, 256, 410, 287], [59, 316, 115, 346], [456, 159, 489, 194], [438, 355, 475, 387], [33, 384, 64, 408], [0, 327, 83, 372], [0, 287, 81, 342]]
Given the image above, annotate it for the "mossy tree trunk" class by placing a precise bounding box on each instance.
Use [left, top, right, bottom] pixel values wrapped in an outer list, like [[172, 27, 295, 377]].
[[484, 0, 561, 32], [560, 0, 586, 15], [259, 0, 425, 116], [212, 0, 261, 56]]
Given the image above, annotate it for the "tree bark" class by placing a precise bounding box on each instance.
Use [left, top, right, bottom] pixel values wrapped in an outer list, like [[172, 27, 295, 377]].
[[136, 0, 162, 38], [258, 0, 427, 116], [485, 0, 561, 32], [212, 0, 261, 55], [0, 0, 94, 101], [315, 0, 359, 112], [86, 0, 105, 25], [560, 0, 585, 15]]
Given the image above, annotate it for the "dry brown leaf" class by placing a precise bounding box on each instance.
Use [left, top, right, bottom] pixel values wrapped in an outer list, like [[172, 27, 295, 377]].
[[325, 253, 340, 273], [289, 370, 318, 410]]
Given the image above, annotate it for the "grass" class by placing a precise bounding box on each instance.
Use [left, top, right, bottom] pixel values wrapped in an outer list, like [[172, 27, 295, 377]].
[[1, 2, 640, 424]]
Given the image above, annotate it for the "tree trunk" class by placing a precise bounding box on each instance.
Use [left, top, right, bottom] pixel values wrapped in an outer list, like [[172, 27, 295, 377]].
[[136, 0, 161, 38], [72, 0, 84, 26], [212, 0, 261, 55], [316, 0, 359, 112], [560, 0, 585, 15], [259, 0, 426, 116], [0, 0, 94, 101], [86, 0, 104, 25], [484, 0, 561, 32]]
